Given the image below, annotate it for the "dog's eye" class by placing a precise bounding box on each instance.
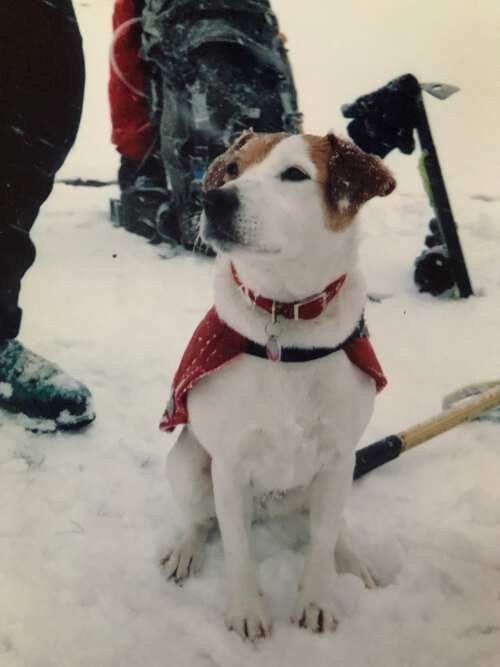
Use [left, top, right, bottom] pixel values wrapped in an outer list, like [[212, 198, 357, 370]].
[[226, 162, 239, 178], [280, 167, 310, 182]]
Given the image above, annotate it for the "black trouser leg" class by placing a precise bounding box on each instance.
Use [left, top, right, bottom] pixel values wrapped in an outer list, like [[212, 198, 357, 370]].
[[0, 0, 85, 340]]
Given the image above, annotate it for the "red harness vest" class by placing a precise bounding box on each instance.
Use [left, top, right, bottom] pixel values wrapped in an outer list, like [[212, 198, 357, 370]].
[[160, 306, 387, 433]]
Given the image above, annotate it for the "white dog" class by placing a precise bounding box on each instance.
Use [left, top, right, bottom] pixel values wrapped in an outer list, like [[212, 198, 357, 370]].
[[159, 131, 395, 640]]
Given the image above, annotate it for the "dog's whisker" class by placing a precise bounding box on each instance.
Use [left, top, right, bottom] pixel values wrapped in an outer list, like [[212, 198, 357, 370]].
[[188, 215, 205, 255], [192, 231, 203, 255]]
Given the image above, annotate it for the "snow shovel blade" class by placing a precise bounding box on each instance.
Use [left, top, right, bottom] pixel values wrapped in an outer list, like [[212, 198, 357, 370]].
[[420, 82, 460, 100]]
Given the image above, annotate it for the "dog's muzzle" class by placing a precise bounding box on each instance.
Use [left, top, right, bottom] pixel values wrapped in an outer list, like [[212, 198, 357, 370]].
[[202, 188, 240, 245]]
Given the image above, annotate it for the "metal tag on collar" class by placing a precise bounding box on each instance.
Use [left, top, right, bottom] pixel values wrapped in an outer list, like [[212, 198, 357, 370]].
[[165, 394, 175, 419], [265, 303, 282, 362]]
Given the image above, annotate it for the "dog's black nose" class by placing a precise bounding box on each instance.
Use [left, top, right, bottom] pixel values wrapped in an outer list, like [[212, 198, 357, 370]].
[[203, 188, 239, 226]]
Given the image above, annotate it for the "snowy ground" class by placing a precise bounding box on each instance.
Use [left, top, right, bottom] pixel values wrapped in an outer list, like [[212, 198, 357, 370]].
[[2, 2, 500, 666]]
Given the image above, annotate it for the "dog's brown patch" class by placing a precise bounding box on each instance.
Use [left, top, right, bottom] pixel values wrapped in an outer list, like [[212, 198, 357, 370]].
[[237, 133, 289, 175], [203, 131, 289, 191], [305, 133, 396, 231]]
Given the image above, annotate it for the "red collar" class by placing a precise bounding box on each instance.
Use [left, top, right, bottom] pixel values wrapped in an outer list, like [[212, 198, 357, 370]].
[[230, 263, 347, 321]]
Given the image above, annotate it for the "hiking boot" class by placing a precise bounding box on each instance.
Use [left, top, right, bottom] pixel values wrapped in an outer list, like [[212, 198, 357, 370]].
[[0, 340, 95, 432]]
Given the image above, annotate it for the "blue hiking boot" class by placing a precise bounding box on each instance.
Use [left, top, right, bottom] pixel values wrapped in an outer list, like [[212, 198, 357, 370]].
[[0, 340, 95, 432]]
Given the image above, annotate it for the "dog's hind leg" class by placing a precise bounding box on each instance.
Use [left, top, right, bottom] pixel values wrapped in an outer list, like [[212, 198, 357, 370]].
[[335, 520, 377, 589], [161, 426, 216, 583]]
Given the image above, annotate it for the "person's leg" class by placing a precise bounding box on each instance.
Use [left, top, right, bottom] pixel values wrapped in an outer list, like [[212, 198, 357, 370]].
[[0, 0, 84, 330], [0, 0, 94, 431]]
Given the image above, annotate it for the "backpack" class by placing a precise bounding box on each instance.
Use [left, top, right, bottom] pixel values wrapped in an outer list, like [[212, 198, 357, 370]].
[[141, 0, 302, 248]]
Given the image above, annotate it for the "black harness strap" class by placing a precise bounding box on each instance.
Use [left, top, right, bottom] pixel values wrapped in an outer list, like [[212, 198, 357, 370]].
[[245, 317, 367, 363]]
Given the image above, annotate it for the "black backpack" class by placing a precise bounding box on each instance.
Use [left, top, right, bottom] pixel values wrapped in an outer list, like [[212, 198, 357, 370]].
[[141, 0, 302, 248]]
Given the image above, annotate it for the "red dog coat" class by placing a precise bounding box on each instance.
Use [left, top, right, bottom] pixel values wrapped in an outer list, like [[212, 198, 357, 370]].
[[160, 307, 387, 433]]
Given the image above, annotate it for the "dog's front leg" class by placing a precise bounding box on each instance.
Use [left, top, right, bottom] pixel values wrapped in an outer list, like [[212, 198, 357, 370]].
[[292, 456, 355, 633], [211, 460, 272, 640]]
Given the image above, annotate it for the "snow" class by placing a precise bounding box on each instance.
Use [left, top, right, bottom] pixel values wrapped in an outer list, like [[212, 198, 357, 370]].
[[2, 1, 500, 665], [0, 383, 13, 400]]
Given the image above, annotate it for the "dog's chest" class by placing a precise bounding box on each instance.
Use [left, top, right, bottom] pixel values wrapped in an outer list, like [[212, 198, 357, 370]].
[[188, 350, 374, 492]]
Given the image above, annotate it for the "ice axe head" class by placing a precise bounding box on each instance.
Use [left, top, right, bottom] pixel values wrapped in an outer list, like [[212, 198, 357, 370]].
[[420, 82, 460, 100]]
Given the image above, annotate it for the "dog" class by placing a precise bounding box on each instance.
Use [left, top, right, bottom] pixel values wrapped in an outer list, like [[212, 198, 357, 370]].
[[159, 130, 396, 640]]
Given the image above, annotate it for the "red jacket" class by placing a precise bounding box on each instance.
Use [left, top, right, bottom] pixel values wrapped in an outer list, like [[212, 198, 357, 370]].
[[109, 0, 155, 160]]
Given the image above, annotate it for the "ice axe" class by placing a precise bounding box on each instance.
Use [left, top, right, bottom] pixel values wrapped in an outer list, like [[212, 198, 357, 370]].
[[353, 382, 500, 480], [342, 74, 473, 299]]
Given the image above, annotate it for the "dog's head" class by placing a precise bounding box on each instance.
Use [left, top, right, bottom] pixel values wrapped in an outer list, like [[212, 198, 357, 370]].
[[200, 130, 395, 260]]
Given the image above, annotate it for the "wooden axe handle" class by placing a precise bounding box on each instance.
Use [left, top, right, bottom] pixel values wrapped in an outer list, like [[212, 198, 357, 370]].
[[354, 384, 500, 480], [400, 384, 500, 450]]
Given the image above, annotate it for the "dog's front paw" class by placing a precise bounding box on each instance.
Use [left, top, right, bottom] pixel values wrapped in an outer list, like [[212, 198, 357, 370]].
[[160, 531, 206, 584], [225, 597, 272, 641], [291, 598, 339, 634]]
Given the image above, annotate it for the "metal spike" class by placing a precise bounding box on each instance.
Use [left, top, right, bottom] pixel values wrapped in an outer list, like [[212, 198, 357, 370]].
[[421, 82, 460, 100]]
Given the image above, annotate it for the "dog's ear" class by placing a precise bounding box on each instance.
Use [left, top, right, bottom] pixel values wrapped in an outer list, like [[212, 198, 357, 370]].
[[326, 133, 396, 216], [203, 130, 255, 191]]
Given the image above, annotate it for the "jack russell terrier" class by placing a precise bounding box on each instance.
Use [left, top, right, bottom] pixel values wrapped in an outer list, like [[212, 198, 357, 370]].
[[160, 130, 395, 640]]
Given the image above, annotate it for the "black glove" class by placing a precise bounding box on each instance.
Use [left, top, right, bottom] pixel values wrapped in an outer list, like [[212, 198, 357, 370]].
[[342, 73, 421, 158]]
